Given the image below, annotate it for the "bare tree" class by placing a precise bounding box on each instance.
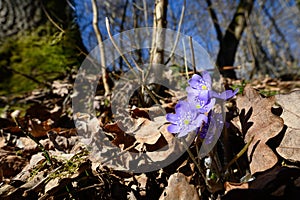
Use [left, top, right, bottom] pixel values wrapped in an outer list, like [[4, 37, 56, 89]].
[[207, 0, 255, 79], [74, 0, 299, 79]]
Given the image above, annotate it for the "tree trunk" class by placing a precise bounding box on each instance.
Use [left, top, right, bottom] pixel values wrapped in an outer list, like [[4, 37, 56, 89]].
[[0, 0, 85, 93], [216, 0, 255, 79], [150, 0, 168, 64], [0, 0, 43, 41], [142, 0, 168, 107]]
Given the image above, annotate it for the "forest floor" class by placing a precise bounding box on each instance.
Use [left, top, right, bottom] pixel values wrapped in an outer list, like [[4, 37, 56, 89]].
[[0, 75, 300, 200]]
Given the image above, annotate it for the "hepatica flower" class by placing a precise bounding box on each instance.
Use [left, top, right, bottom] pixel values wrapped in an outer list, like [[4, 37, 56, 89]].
[[188, 71, 212, 91], [186, 72, 214, 112], [166, 71, 238, 138], [166, 101, 207, 137], [187, 71, 238, 105]]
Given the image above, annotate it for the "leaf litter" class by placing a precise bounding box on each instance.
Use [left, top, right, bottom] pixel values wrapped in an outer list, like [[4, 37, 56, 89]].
[[0, 78, 299, 200]]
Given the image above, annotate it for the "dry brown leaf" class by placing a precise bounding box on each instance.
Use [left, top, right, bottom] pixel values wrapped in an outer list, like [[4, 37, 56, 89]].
[[233, 85, 284, 174], [105, 116, 168, 152], [275, 91, 300, 162], [44, 178, 59, 194], [104, 122, 136, 150], [135, 173, 148, 196], [100, 115, 188, 171], [0, 136, 5, 149], [159, 172, 200, 200], [0, 154, 27, 178], [224, 181, 249, 193], [26, 104, 51, 121], [134, 116, 166, 146], [27, 118, 53, 138]]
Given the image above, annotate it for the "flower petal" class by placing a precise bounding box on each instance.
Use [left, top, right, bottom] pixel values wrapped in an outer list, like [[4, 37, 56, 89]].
[[195, 113, 208, 125], [186, 86, 198, 94], [167, 124, 180, 133], [199, 98, 216, 113], [166, 113, 179, 124], [197, 90, 209, 99], [175, 100, 191, 115], [225, 88, 239, 99], [188, 74, 202, 88], [177, 130, 189, 137], [210, 89, 239, 100], [201, 71, 212, 87]]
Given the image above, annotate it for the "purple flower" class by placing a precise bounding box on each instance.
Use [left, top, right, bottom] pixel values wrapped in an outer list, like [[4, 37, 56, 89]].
[[186, 89, 216, 113], [198, 112, 224, 144], [166, 70, 237, 138], [211, 89, 239, 100], [187, 71, 238, 106], [188, 71, 212, 91], [186, 72, 215, 113], [166, 101, 208, 137]]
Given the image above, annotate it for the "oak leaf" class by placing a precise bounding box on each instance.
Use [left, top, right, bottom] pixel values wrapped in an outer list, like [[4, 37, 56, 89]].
[[233, 85, 284, 174], [275, 90, 300, 162], [159, 172, 200, 200]]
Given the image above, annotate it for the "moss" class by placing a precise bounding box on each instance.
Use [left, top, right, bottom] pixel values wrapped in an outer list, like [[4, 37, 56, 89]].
[[0, 22, 81, 96]]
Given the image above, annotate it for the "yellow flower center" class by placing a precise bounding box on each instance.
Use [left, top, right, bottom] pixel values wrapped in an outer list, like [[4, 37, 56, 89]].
[[201, 85, 208, 90], [184, 119, 190, 125]]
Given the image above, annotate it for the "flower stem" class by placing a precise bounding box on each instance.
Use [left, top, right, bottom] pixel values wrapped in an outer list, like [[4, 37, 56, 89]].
[[222, 136, 254, 173], [180, 138, 206, 181]]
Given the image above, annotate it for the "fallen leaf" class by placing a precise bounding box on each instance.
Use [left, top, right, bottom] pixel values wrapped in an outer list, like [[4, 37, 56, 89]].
[[233, 85, 284, 174], [105, 116, 168, 152], [0, 136, 5, 148], [224, 181, 249, 193], [44, 178, 59, 194], [275, 91, 300, 162], [26, 104, 51, 121], [134, 116, 167, 151], [159, 172, 200, 200], [27, 118, 53, 138], [135, 173, 148, 196], [0, 153, 27, 178]]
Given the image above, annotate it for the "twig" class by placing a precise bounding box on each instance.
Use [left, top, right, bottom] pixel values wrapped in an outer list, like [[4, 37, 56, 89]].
[[143, 85, 166, 115], [40, 1, 65, 33], [182, 39, 189, 80], [180, 138, 207, 182], [223, 136, 254, 173], [91, 0, 111, 96], [164, 0, 186, 65], [189, 36, 196, 74], [128, 53, 144, 73], [143, 0, 149, 29], [105, 17, 139, 80]]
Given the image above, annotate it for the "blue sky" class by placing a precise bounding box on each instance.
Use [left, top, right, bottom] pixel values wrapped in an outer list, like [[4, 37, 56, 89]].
[[73, 0, 300, 78]]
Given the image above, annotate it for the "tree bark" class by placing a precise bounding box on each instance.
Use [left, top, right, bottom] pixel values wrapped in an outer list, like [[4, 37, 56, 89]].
[[141, 0, 168, 107], [150, 0, 168, 65], [216, 0, 255, 79], [0, 0, 43, 42]]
